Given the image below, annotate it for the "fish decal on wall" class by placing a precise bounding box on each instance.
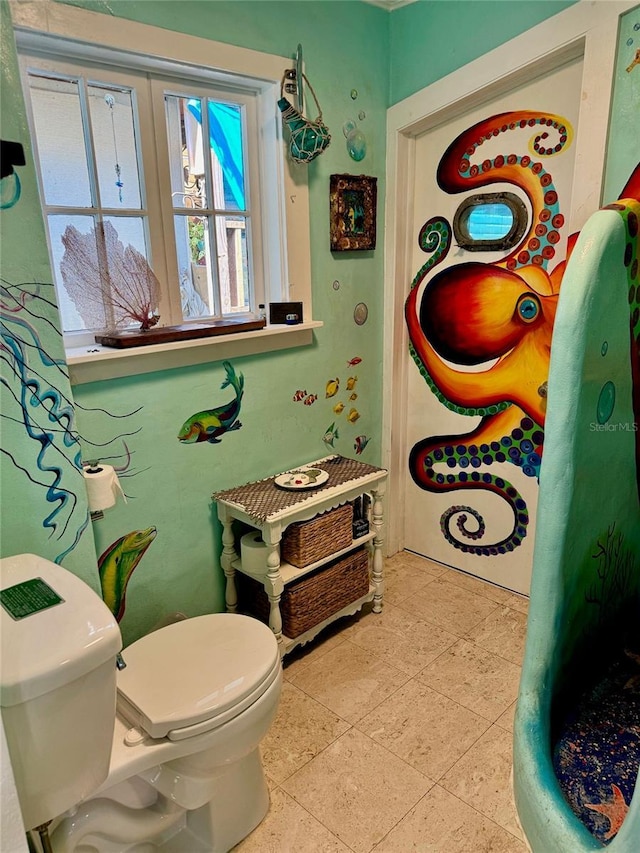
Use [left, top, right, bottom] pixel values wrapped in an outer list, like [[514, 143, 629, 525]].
[[354, 435, 370, 455], [98, 526, 157, 621], [178, 360, 244, 445], [325, 378, 340, 398], [346, 408, 360, 424], [289, 357, 371, 453], [323, 422, 340, 447]]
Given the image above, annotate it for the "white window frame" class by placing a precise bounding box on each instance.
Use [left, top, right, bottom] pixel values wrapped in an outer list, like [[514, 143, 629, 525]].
[[152, 77, 264, 322], [10, 0, 317, 383]]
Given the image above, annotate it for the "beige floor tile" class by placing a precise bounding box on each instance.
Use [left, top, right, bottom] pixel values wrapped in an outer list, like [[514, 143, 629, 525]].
[[261, 682, 351, 783], [340, 601, 458, 675], [465, 607, 528, 665], [388, 550, 448, 576], [495, 700, 518, 732], [417, 639, 522, 721], [358, 679, 490, 780], [383, 555, 439, 605], [289, 639, 410, 724], [440, 725, 523, 840], [373, 784, 528, 852], [504, 593, 529, 615], [282, 624, 347, 681], [232, 786, 351, 852], [282, 728, 432, 853], [438, 568, 521, 607], [396, 576, 499, 636]]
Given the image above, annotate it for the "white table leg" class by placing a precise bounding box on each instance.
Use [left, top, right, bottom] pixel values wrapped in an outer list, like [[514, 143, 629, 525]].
[[371, 485, 386, 613], [218, 506, 238, 613], [263, 524, 285, 655]]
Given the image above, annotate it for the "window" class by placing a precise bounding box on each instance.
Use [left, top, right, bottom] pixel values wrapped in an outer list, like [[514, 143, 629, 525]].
[[21, 52, 269, 342], [452, 192, 528, 252], [13, 7, 312, 358]]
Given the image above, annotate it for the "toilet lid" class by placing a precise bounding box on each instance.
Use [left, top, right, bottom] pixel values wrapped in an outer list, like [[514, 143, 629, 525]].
[[116, 614, 280, 740]]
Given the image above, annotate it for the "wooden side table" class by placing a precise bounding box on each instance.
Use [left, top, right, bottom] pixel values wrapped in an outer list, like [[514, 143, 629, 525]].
[[213, 455, 387, 656]]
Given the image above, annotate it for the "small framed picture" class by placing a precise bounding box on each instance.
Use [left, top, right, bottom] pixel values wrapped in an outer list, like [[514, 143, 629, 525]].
[[329, 174, 377, 251]]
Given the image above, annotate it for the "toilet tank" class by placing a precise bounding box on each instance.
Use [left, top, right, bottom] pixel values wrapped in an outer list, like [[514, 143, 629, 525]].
[[0, 554, 122, 830]]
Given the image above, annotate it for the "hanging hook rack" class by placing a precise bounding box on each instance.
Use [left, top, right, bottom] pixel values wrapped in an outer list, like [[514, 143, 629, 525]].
[[283, 43, 304, 115]]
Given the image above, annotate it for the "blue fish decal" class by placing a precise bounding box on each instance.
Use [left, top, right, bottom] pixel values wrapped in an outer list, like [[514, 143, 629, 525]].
[[178, 361, 244, 444], [354, 435, 370, 455]]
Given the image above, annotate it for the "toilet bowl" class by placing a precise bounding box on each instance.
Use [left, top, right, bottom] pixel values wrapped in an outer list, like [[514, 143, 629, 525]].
[[0, 555, 282, 853]]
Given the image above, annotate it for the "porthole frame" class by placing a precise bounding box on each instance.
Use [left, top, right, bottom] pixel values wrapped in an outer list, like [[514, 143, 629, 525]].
[[452, 191, 529, 252]]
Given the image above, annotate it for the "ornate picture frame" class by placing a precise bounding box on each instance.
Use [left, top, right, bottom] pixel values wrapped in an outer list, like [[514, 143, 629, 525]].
[[329, 174, 377, 251]]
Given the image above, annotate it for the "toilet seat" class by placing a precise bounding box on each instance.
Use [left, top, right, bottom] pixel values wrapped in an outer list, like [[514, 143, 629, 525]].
[[116, 614, 280, 741]]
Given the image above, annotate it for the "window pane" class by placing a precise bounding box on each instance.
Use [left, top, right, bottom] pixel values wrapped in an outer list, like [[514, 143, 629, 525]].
[[174, 214, 216, 319], [218, 215, 249, 313], [88, 84, 141, 209], [28, 74, 91, 207], [165, 94, 246, 213], [48, 214, 104, 332], [103, 216, 147, 258], [166, 95, 204, 211], [466, 203, 514, 240], [206, 101, 245, 211], [50, 215, 152, 332]]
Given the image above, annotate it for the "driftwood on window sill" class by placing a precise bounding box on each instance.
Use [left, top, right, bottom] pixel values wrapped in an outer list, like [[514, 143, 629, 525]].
[[95, 318, 267, 349]]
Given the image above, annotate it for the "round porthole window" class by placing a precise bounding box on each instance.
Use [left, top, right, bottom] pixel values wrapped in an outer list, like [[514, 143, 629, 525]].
[[453, 192, 528, 252]]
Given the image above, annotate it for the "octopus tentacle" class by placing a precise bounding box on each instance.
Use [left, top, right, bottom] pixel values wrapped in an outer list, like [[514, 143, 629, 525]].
[[437, 111, 573, 272], [409, 409, 542, 555]]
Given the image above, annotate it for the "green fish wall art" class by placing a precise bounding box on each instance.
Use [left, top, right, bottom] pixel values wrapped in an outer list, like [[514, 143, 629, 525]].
[[98, 527, 157, 622], [178, 361, 244, 445]]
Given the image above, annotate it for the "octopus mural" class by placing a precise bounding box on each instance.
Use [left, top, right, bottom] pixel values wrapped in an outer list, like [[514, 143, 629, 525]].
[[405, 107, 638, 557]]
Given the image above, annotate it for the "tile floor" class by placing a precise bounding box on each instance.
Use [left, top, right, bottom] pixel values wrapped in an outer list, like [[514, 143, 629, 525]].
[[234, 550, 531, 853]]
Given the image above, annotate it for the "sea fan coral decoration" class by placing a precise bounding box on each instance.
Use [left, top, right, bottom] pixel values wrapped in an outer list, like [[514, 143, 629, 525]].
[[60, 222, 160, 331]]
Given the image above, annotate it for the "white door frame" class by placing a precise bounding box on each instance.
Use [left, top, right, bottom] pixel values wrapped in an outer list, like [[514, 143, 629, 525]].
[[382, 0, 636, 556]]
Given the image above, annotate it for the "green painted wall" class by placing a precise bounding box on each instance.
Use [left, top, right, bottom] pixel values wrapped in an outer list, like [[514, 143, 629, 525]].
[[0, 0, 610, 647], [1, 0, 389, 645], [389, 0, 578, 105], [0, 0, 98, 588]]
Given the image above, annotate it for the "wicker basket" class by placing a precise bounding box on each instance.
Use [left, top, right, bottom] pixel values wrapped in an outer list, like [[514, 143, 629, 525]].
[[238, 546, 370, 638], [281, 503, 353, 568]]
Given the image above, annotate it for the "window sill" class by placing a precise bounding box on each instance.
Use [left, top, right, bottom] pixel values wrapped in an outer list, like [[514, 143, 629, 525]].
[[66, 320, 323, 385]]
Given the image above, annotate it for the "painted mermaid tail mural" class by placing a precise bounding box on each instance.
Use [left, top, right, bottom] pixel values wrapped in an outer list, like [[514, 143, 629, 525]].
[[98, 527, 157, 622], [406, 110, 578, 556]]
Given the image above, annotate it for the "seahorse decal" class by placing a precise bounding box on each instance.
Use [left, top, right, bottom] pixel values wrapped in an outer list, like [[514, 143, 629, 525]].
[[406, 111, 574, 556]]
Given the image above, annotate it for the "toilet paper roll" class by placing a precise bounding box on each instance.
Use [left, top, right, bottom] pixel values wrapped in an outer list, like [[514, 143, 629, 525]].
[[240, 531, 268, 573], [83, 464, 126, 512]]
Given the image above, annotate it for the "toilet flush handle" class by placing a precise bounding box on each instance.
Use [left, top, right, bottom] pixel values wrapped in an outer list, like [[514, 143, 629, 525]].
[[116, 652, 127, 670]]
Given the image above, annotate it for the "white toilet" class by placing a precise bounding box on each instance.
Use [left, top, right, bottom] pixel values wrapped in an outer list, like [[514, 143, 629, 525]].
[[0, 554, 282, 852]]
